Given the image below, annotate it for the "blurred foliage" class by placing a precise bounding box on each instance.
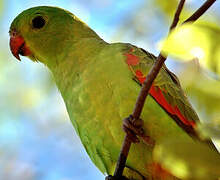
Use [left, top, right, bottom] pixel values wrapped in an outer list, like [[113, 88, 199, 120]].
[[178, 61, 220, 149], [162, 23, 220, 76], [179, 61, 220, 119], [153, 139, 220, 179], [197, 121, 220, 141]]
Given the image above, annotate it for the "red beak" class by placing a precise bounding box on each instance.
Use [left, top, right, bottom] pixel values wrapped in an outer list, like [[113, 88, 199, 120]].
[[9, 31, 32, 61]]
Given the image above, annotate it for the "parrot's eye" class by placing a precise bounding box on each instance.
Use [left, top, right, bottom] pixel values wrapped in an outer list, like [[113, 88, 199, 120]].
[[32, 16, 46, 29]]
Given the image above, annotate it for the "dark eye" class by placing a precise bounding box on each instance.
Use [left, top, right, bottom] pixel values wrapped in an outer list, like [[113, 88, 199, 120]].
[[32, 16, 45, 29]]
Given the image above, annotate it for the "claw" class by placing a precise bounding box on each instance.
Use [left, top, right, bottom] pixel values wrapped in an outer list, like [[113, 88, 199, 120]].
[[123, 115, 145, 143], [123, 115, 155, 146], [123, 125, 140, 143]]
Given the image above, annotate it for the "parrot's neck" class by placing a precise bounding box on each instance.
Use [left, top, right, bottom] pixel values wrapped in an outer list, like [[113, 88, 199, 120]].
[[49, 37, 108, 95], [48, 37, 107, 69]]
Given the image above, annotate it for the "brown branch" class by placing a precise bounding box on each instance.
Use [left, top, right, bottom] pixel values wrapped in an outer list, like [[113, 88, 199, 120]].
[[170, 0, 186, 31], [113, 135, 131, 179], [184, 0, 216, 23], [112, 0, 217, 179]]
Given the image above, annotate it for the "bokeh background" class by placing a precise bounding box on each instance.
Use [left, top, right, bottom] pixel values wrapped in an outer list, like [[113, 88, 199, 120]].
[[1, 0, 220, 179]]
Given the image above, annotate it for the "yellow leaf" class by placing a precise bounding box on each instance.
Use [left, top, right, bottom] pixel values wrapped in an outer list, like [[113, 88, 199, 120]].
[[153, 138, 220, 179], [162, 22, 220, 77]]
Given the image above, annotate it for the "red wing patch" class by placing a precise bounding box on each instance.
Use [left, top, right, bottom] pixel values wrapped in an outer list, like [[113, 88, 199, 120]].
[[150, 86, 195, 127], [133, 69, 195, 127], [124, 48, 140, 66], [135, 70, 146, 84], [124, 53, 139, 66]]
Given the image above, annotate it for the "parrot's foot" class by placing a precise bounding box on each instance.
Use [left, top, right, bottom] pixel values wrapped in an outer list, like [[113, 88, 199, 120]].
[[123, 115, 155, 145], [123, 115, 144, 143], [105, 175, 130, 180]]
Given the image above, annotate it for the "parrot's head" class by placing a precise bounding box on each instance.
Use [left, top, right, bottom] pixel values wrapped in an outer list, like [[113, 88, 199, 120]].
[[9, 6, 99, 66]]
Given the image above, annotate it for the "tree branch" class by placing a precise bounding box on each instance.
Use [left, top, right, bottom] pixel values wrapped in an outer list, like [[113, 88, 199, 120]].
[[112, 0, 217, 179], [170, 0, 186, 31], [184, 0, 216, 23]]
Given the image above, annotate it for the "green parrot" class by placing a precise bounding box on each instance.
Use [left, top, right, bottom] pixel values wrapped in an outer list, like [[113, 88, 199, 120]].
[[9, 6, 220, 180]]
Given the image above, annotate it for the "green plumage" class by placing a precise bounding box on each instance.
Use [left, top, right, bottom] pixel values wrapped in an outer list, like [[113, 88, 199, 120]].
[[10, 6, 220, 179]]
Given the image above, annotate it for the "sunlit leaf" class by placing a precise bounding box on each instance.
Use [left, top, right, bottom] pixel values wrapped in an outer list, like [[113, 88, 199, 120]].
[[153, 138, 220, 179], [162, 22, 220, 76]]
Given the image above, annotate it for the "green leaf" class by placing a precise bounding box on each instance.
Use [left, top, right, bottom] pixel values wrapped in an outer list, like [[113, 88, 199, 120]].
[[162, 22, 220, 77], [153, 139, 220, 179]]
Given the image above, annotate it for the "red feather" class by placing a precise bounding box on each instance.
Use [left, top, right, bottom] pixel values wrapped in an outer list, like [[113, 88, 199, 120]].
[[150, 85, 195, 127], [134, 69, 195, 127], [124, 49, 140, 66]]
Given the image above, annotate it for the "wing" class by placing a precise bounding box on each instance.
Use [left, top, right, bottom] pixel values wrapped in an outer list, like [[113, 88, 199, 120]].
[[122, 45, 199, 138]]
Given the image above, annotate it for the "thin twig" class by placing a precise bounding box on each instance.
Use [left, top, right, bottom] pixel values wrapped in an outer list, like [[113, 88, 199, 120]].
[[184, 0, 216, 23], [170, 0, 186, 31], [113, 0, 186, 179], [113, 0, 217, 179]]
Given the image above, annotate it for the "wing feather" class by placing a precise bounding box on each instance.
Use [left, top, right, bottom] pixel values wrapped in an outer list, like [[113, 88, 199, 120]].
[[123, 45, 199, 137]]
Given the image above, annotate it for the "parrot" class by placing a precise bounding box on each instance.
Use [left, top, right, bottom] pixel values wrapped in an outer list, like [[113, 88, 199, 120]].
[[9, 6, 220, 180]]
